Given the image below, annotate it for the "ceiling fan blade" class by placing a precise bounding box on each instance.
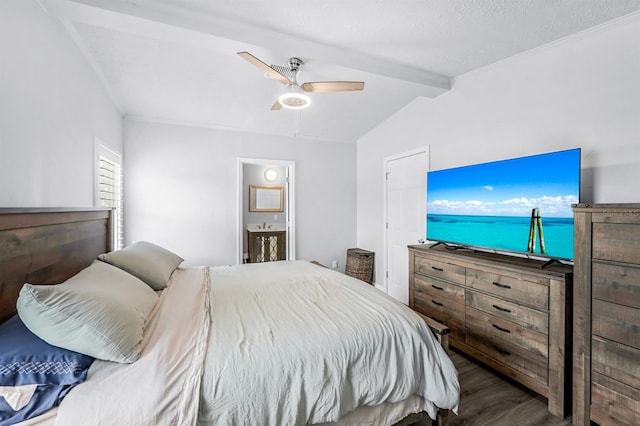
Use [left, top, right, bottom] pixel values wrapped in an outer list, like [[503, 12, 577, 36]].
[[301, 81, 364, 93], [237, 52, 292, 85], [271, 99, 283, 110]]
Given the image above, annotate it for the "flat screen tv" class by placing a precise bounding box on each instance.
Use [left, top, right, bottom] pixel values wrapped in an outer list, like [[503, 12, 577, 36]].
[[426, 148, 580, 261]]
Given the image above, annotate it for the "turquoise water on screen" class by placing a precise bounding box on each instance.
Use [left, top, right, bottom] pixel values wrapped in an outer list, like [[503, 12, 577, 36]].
[[427, 214, 574, 260]]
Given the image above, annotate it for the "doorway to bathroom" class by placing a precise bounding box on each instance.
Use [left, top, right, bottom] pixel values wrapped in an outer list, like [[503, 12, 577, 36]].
[[237, 158, 296, 264]]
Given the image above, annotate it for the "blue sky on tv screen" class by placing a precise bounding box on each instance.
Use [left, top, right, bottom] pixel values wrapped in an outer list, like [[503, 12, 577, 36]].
[[427, 149, 580, 218]]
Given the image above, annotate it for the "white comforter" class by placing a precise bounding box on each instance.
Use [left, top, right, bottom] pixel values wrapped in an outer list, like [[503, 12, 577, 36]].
[[199, 261, 458, 425], [56, 261, 459, 426]]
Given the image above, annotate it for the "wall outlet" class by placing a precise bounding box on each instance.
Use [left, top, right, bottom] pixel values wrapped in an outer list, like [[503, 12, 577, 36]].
[[331, 260, 338, 269], [273, 214, 278, 220]]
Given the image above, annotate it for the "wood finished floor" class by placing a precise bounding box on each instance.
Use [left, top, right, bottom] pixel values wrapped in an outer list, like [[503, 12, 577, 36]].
[[447, 350, 573, 426]]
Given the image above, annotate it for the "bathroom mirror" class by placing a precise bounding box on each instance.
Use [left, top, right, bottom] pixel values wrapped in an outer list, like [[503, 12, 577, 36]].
[[249, 185, 284, 212]]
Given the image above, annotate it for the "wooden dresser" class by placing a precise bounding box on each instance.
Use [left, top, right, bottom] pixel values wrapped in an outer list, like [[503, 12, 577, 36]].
[[573, 203, 640, 425], [409, 244, 573, 417]]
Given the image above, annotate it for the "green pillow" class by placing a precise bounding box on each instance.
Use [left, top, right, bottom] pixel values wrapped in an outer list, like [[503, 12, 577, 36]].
[[17, 261, 158, 363], [98, 241, 183, 290]]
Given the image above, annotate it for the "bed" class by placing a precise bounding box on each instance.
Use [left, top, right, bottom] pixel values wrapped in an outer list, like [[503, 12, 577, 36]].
[[0, 208, 459, 426]]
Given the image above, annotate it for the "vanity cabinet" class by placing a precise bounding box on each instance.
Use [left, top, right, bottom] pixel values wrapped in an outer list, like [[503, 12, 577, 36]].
[[409, 244, 573, 417], [247, 230, 286, 263], [573, 203, 640, 425]]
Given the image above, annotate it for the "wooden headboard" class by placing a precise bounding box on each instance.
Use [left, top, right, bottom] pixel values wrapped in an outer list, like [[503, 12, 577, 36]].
[[0, 208, 113, 324]]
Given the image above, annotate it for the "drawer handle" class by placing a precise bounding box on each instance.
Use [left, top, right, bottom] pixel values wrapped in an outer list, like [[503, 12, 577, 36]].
[[492, 304, 512, 313], [431, 266, 444, 272], [492, 324, 511, 333], [431, 284, 444, 291], [431, 299, 444, 307], [492, 281, 512, 289], [492, 345, 511, 357]]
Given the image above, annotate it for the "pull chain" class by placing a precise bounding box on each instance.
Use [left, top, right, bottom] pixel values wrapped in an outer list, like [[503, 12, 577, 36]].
[[293, 108, 299, 137]]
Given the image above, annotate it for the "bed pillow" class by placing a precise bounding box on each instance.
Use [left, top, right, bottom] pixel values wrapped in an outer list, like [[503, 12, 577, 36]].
[[16, 261, 158, 364], [98, 241, 184, 290], [0, 315, 94, 424]]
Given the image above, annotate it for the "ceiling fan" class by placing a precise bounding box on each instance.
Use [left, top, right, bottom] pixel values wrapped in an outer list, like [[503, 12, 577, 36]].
[[237, 52, 365, 110]]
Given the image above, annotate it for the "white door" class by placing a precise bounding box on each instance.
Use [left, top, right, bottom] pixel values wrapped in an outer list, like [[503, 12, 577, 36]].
[[385, 149, 428, 304]]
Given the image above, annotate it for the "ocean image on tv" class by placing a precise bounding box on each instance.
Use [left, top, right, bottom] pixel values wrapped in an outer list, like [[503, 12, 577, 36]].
[[427, 149, 580, 260]]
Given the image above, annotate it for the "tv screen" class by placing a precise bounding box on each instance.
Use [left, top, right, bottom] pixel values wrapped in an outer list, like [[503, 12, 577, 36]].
[[426, 148, 580, 261]]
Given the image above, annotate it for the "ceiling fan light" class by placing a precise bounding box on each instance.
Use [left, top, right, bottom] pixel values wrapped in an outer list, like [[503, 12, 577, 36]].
[[278, 85, 311, 109]]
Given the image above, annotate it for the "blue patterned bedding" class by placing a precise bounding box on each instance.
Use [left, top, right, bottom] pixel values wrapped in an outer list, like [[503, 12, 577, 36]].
[[0, 315, 94, 425]]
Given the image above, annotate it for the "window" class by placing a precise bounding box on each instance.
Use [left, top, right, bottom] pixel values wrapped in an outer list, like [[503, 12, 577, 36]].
[[95, 140, 123, 250]]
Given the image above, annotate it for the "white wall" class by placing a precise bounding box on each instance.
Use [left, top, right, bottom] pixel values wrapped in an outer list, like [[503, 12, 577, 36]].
[[357, 14, 640, 287], [243, 163, 287, 228], [124, 119, 357, 268], [0, 0, 123, 207]]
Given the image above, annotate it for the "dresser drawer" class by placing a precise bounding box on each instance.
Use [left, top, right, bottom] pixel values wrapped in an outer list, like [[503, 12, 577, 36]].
[[591, 372, 640, 426], [592, 299, 640, 350], [592, 336, 640, 391], [466, 306, 547, 357], [414, 255, 465, 286], [466, 290, 548, 334], [414, 289, 465, 345], [592, 222, 640, 264], [467, 268, 549, 310], [592, 261, 640, 309], [415, 274, 465, 303], [466, 328, 548, 384]]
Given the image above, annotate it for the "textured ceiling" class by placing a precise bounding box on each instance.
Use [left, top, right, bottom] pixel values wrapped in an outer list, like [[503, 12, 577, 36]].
[[41, 0, 640, 143]]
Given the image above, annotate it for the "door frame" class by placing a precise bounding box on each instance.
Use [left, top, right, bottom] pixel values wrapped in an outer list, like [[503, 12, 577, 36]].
[[237, 157, 296, 264], [382, 146, 429, 295]]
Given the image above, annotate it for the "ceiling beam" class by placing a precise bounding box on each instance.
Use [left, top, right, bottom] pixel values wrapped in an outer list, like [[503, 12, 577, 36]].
[[40, 0, 450, 96]]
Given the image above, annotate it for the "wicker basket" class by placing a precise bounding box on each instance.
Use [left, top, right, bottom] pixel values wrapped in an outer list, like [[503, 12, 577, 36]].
[[345, 248, 375, 284]]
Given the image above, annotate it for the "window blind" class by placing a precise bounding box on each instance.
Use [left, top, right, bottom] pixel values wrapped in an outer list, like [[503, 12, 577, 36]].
[[98, 156, 124, 250]]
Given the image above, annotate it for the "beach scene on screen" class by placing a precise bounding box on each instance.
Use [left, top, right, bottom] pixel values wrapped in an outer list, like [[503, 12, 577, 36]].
[[426, 149, 580, 260]]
